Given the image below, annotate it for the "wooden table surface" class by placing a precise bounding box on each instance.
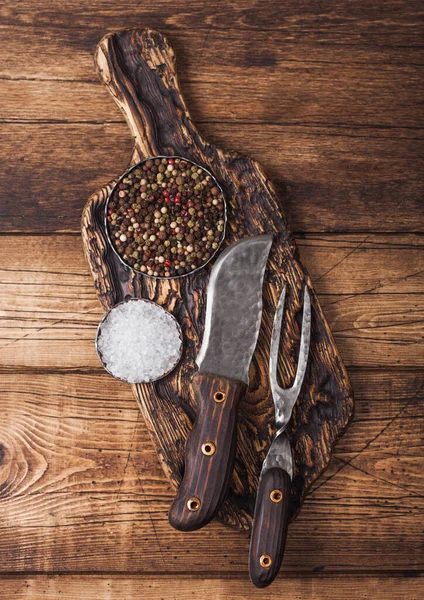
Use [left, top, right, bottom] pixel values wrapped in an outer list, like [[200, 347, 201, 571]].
[[1, 1, 423, 598]]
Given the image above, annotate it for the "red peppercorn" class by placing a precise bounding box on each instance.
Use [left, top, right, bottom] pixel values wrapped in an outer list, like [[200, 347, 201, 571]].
[[163, 190, 169, 197], [107, 216, 111, 222], [168, 158, 175, 165], [164, 260, 172, 267]]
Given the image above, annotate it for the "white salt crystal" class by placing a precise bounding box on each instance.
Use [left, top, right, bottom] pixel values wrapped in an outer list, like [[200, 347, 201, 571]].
[[96, 299, 182, 384]]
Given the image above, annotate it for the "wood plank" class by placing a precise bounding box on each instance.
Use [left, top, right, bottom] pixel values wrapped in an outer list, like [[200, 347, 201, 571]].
[[299, 235, 424, 294], [1, 235, 422, 369], [0, 123, 422, 233], [2, 60, 422, 127], [0, 371, 422, 573], [320, 293, 424, 366], [1, 234, 422, 293], [2, 0, 422, 48], [1, 574, 423, 600], [1, 22, 422, 89]]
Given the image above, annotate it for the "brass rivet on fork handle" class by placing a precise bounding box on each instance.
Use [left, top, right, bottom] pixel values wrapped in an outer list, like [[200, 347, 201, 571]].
[[187, 497, 201, 512], [260, 554, 272, 568], [270, 489, 283, 503]]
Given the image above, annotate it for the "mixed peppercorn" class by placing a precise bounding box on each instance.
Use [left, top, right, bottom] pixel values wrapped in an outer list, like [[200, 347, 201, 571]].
[[106, 157, 226, 278]]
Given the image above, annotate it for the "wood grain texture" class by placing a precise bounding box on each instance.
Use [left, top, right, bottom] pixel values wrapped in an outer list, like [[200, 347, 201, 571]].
[[81, 27, 354, 530], [0, 0, 423, 595], [2, 575, 424, 600], [2, 123, 422, 234], [0, 372, 422, 573], [2, 0, 422, 43], [1, 1, 423, 236], [0, 235, 422, 370], [2, 63, 422, 127]]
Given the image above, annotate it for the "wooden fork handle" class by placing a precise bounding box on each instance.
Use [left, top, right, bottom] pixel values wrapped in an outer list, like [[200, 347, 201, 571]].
[[249, 466, 291, 588]]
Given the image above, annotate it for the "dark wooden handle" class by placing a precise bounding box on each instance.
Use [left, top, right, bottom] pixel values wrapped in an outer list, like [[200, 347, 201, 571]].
[[249, 467, 291, 588], [168, 371, 248, 531]]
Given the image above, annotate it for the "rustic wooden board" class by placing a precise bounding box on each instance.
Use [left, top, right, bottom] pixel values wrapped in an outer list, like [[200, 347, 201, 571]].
[[81, 28, 353, 530]]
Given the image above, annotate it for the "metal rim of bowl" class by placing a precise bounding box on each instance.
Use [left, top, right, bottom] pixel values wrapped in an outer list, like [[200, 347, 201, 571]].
[[104, 155, 227, 280], [95, 297, 183, 384]]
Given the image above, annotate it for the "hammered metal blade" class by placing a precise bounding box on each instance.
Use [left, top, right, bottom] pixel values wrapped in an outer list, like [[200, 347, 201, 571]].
[[196, 235, 273, 384]]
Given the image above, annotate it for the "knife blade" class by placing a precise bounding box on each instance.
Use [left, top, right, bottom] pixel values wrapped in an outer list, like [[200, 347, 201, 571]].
[[168, 235, 273, 531], [249, 284, 311, 588]]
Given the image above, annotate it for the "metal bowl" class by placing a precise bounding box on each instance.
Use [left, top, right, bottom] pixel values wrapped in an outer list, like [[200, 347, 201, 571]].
[[95, 298, 183, 384], [104, 156, 227, 280]]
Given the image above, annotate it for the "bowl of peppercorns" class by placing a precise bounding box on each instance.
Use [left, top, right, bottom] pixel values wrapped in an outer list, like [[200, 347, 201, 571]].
[[105, 156, 226, 278]]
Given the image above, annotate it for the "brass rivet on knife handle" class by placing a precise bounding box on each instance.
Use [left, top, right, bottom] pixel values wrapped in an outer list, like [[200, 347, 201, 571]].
[[187, 497, 201, 512], [270, 489, 283, 503], [213, 391, 226, 403], [201, 442, 216, 456], [260, 554, 272, 568]]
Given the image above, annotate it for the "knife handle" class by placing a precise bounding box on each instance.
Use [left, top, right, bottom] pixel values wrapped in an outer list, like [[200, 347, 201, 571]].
[[249, 466, 291, 588], [168, 371, 248, 531]]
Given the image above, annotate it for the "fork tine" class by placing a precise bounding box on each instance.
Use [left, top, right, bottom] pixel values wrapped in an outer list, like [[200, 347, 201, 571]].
[[269, 285, 287, 393], [270, 284, 312, 428], [291, 286, 312, 394]]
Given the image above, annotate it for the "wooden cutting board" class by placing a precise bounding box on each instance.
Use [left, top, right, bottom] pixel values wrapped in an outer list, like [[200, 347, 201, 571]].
[[81, 27, 354, 531]]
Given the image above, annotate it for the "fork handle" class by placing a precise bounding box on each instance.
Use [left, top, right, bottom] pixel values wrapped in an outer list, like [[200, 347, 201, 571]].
[[249, 466, 291, 588]]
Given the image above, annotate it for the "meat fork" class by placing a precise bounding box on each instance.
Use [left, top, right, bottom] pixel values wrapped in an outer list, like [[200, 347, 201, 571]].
[[249, 284, 311, 588]]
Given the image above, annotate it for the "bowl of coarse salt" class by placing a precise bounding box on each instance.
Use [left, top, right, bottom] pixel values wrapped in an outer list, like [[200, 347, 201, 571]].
[[95, 298, 183, 384]]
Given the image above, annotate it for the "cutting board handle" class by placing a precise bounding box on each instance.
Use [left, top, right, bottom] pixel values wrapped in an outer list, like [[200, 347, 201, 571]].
[[96, 28, 196, 162]]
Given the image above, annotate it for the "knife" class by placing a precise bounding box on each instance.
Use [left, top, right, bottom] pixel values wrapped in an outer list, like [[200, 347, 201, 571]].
[[168, 235, 273, 531], [249, 285, 311, 587]]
